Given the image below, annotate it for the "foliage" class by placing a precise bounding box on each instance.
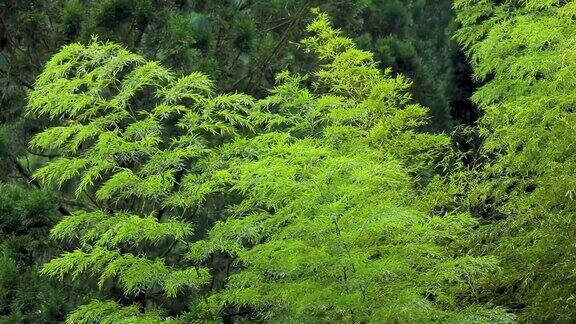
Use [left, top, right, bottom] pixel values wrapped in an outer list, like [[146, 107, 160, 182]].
[[22, 10, 516, 323], [8, 0, 576, 322], [0, 1, 463, 183], [26, 38, 257, 321], [180, 12, 511, 322], [0, 184, 71, 323], [452, 0, 576, 321], [351, 0, 462, 130]]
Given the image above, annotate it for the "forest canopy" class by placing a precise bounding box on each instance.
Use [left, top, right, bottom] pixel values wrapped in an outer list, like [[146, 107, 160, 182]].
[[1, 0, 575, 323]]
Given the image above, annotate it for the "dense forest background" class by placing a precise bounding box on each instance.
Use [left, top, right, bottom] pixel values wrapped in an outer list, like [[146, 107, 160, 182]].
[[0, 0, 574, 323]]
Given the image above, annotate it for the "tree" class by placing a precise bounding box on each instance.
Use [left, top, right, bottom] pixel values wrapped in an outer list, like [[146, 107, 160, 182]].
[[28, 39, 254, 321], [185, 11, 511, 322], [27, 11, 513, 322], [1, 1, 464, 184], [453, 0, 576, 321], [0, 184, 72, 322], [350, 0, 462, 131]]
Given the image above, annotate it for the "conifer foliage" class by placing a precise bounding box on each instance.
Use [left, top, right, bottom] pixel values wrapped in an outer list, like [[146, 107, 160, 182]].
[[0, 184, 70, 322], [25, 11, 515, 323]]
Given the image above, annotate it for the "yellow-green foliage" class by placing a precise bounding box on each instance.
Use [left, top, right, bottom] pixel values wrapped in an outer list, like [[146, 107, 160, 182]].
[[65, 300, 177, 324], [182, 12, 511, 323], [28, 38, 258, 322], [454, 0, 576, 321], [28, 12, 514, 323]]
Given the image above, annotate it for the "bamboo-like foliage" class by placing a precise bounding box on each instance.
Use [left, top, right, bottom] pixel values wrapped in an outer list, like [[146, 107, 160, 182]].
[[28, 38, 259, 322], [175, 12, 511, 323], [454, 0, 576, 321], [28, 12, 514, 323]]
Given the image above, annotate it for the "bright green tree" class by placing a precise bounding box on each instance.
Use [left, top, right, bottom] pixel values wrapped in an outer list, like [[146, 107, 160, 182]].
[[452, 0, 576, 321], [184, 12, 511, 323], [28, 38, 257, 321], [27, 11, 514, 322]]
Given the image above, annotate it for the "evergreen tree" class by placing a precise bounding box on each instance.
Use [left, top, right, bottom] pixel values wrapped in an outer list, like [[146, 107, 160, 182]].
[[28, 39, 254, 321], [350, 0, 461, 131], [0, 184, 71, 322]]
